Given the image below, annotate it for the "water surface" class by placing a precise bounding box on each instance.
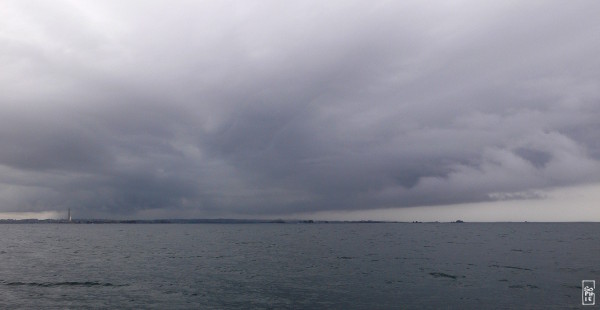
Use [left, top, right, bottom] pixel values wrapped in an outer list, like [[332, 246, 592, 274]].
[[0, 223, 596, 309]]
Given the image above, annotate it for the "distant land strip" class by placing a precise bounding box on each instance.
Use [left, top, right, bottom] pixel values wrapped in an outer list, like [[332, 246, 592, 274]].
[[0, 219, 402, 224]]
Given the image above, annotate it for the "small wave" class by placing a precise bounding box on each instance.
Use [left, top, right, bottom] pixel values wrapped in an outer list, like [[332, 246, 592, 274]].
[[4, 281, 128, 287], [508, 284, 538, 289], [429, 272, 463, 279], [562, 284, 581, 290], [489, 264, 531, 271]]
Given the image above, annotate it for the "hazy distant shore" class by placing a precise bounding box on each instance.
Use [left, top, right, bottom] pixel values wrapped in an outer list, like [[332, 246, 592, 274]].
[[2, 219, 591, 224], [0, 219, 398, 224]]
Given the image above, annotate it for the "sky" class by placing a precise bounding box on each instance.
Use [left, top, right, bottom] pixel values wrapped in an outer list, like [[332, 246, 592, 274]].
[[1, 0, 599, 221]]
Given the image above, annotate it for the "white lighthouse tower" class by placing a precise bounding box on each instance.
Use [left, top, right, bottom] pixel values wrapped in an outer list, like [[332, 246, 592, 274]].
[[68, 208, 72, 222]]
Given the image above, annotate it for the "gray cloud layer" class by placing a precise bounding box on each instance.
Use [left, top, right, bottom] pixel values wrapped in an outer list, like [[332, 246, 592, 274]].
[[1, 1, 599, 217]]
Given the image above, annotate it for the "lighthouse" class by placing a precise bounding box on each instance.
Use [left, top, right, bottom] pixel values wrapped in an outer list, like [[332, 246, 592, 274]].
[[68, 208, 72, 222]]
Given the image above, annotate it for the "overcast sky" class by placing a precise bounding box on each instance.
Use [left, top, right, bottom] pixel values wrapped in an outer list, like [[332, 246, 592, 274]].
[[1, 1, 599, 220]]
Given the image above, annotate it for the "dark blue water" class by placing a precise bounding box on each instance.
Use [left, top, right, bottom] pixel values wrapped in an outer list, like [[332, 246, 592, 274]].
[[0, 223, 597, 309]]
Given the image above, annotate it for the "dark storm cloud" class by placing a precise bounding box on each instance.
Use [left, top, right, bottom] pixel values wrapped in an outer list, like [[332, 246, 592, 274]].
[[1, 1, 599, 217]]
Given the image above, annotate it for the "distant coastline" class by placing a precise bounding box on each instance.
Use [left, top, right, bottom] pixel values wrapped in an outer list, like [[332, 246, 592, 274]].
[[0, 219, 397, 224], [1, 219, 595, 224]]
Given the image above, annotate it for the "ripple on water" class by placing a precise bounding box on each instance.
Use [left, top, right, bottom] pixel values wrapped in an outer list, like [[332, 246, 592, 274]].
[[489, 264, 532, 271], [429, 272, 464, 280], [508, 284, 539, 289], [3, 281, 128, 287]]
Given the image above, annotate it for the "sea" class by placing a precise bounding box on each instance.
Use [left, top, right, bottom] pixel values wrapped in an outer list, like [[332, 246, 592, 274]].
[[0, 223, 597, 309]]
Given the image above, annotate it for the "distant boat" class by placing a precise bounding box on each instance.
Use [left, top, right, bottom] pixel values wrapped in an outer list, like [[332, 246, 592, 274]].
[[453, 220, 464, 223]]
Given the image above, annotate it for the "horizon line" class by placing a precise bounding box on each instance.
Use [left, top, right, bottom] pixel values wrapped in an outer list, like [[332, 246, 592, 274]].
[[0, 218, 598, 224]]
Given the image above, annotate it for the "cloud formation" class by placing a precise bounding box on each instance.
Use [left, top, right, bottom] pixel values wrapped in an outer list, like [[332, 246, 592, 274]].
[[1, 1, 599, 218]]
